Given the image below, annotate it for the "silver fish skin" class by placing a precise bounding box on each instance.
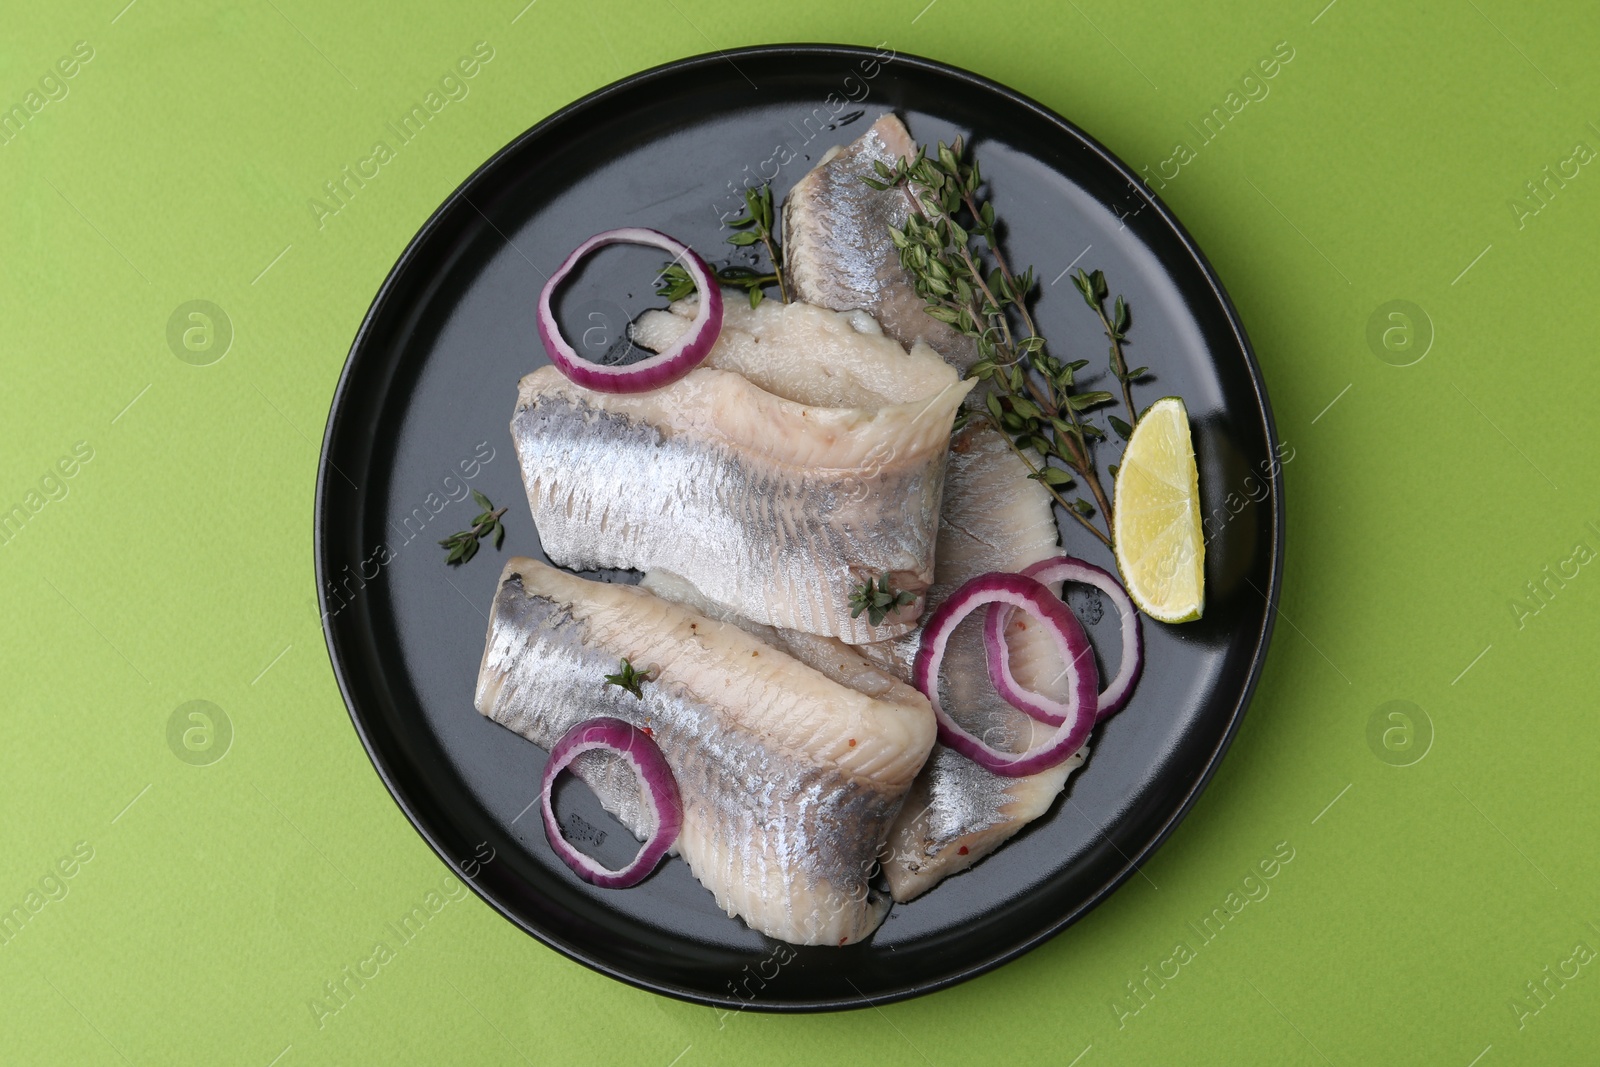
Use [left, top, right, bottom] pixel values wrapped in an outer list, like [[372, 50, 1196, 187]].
[[783, 113, 978, 369], [474, 558, 935, 945], [511, 358, 972, 644]]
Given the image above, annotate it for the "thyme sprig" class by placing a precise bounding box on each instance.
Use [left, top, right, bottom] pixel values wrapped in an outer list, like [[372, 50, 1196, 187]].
[[726, 183, 788, 305], [438, 490, 506, 565], [1072, 268, 1147, 440], [655, 184, 788, 310], [863, 139, 1118, 547], [850, 573, 917, 627], [603, 658, 653, 699]]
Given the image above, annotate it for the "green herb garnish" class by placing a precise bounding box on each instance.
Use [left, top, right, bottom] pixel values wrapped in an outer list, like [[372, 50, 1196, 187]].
[[863, 139, 1147, 547], [603, 658, 653, 698], [438, 490, 506, 565], [655, 184, 788, 310], [726, 183, 788, 307], [849, 573, 917, 627]]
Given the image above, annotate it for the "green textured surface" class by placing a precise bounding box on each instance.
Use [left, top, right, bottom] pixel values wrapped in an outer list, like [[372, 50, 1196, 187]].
[[3, 0, 1596, 1063]]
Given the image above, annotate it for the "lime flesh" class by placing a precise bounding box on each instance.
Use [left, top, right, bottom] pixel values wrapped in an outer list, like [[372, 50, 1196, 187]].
[[1112, 397, 1204, 623]]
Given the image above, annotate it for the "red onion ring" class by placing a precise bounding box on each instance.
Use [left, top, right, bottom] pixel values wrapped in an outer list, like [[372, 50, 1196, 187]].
[[540, 716, 682, 888], [536, 227, 723, 393], [913, 572, 1098, 777], [984, 556, 1144, 725]]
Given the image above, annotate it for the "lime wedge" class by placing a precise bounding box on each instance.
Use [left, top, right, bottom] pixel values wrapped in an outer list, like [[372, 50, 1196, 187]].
[[1112, 397, 1204, 623]]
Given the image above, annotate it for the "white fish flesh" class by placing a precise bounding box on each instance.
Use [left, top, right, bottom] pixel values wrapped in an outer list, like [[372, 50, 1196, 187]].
[[474, 558, 935, 945], [783, 113, 978, 369], [514, 315, 972, 644]]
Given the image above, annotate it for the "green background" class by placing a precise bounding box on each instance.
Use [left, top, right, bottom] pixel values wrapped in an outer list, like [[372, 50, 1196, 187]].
[[3, 0, 1595, 1063]]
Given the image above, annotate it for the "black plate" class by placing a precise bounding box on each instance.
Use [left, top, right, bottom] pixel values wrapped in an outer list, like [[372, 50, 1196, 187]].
[[316, 44, 1282, 1011]]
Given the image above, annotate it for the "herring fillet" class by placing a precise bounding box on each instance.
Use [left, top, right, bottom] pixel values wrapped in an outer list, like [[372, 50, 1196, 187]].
[[474, 558, 935, 945], [783, 113, 978, 369], [512, 356, 971, 645]]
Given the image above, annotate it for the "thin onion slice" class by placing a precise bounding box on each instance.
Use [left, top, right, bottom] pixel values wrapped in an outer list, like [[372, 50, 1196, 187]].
[[913, 572, 1098, 777], [984, 556, 1144, 725], [536, 227, 722, 393], [540, 716, 682, 888]]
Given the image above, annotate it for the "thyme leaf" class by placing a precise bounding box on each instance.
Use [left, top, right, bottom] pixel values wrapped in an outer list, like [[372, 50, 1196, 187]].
[[603, 658, 653, 699], [849, 573, 916, 627]]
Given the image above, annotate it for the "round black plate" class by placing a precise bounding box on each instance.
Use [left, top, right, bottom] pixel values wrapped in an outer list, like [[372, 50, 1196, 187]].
[[316, 44, 1282, 1011]]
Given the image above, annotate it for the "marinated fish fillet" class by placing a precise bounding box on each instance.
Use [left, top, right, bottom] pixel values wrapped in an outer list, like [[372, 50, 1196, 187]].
[[513, 344, 972, 645], [474, 558, 935, 945], [631, 295, 956, 410], [783, 113, 978, 369]]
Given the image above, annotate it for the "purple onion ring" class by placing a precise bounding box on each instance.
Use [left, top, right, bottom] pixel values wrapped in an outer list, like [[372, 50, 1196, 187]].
[[913, 572, 1098, 777], [540, 716, 682, 888], [537, 227, 722, 393], [984, 556, 1145, 725]]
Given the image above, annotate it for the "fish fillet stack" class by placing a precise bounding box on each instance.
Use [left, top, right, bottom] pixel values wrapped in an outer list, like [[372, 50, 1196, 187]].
[[477, 113, 1092, 945]]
